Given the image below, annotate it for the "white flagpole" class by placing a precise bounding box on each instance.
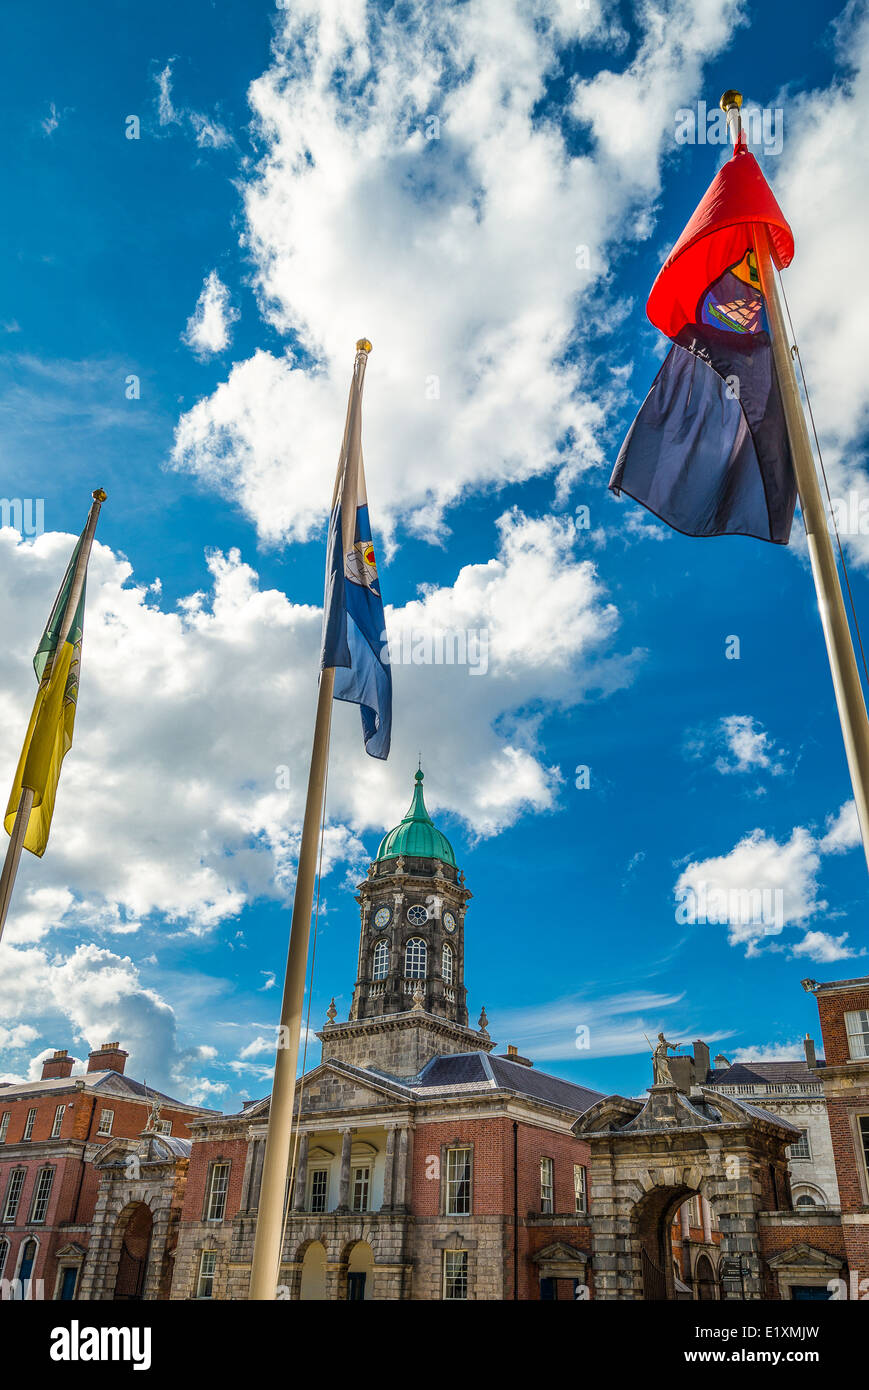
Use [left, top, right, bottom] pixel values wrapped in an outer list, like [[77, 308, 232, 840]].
[[0, 488, 107, 943], [721, 92, 869, 874], [248, 341, 371, 1300]]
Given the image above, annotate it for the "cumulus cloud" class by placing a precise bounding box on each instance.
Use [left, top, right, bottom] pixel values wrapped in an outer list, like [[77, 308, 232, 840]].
[[729, 1040, 806, 1062], [170, 0, 744, 545], [182, 271, 239, 359], [674, 801, 866, 958]]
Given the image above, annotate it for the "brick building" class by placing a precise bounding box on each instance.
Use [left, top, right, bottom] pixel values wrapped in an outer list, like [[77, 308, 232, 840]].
[[0, 1040, 212, 1299]]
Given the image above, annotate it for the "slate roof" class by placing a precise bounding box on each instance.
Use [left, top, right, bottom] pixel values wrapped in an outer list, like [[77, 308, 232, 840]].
[[409, 1052, 604, 1114], [705, 1060, 818, 1088], [0, 1069, 215, 1113]]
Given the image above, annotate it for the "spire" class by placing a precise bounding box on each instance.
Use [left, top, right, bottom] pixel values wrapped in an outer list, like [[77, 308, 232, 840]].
[[374, 766, 456, 866]]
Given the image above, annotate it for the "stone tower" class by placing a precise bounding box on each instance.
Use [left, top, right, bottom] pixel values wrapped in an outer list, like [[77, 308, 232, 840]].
[[319, 768, 493, 1076]]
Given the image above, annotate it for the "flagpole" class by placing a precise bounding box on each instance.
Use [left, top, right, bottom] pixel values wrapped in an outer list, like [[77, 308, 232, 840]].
[[0, 488, 107, 942], [248, 342, 371, 1300], [721, 92, 869, 873]]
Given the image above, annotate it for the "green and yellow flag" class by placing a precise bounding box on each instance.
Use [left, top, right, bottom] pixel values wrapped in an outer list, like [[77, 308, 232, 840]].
[[4, 502, 99, 858]]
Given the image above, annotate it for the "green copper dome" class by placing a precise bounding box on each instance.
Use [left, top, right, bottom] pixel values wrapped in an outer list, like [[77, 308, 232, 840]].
[[375, 769, 456, 867]]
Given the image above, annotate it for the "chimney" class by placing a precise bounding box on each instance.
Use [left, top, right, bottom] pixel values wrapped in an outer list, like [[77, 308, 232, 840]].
[[713, 1053, 731, 1070], [693, 1040, 711, 1083], [87, 1042, 128, 1075], [503, 1044, 533, 1068], [41, 1049, 75, 1080], [804, 1034, 817, 1069]]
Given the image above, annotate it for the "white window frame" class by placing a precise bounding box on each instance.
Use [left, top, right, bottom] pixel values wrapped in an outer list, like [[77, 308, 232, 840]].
[[445, 1147, 472, 1216], [206, 1161, 230, 1221], [51, 1105, 64, 1139], [845, 1010, 869, 1060], [352, 1165, 370, 1213], [540, 1156, 554, 1214], [443, 1248, 468, 1300], [859, 1115, 869, 1186], [29, 1167, 54, 1224], [404, 937, 427, 979], [97, 1108, 114, 1137], [372, 939, 389, 981], [309, 1167, 329, 1213], [23, 1108, 37, 1141], [0, 1237, 8, 1277], [3, 1168, 26, 1223], [155, 1119, 172, 1136], [788, 1128, 812, 1161], [574, 1163, 587, 1214], [442, 941, 453, 984], [0, 1113, 8, 1143], [197, 1250, 217, 1298]]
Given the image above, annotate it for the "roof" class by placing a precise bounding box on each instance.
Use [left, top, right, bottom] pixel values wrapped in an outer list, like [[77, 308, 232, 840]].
[[706, 1060, 817, 1088], [408, 1052, 604, 1115], [0, 1069, 215, 1113], [375, 769, 456, 867], [803, 976, 869, 994]]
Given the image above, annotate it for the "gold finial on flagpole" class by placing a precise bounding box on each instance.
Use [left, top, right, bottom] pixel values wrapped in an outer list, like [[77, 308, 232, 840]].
[[356, 338, 373, 354], [92, 488, 107, 503], [720, 90, 743, 148]]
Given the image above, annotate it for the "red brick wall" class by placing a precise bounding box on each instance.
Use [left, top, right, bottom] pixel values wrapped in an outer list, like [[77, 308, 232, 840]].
[[0, 1089, 198, 1148], [759, 1223, 846, 1261], [181, 1136, 250, 1223], [817, 986, 869, 1065]]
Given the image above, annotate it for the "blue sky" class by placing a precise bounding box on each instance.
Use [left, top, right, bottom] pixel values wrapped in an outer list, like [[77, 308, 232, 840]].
[[0, 0, 868, 1109]]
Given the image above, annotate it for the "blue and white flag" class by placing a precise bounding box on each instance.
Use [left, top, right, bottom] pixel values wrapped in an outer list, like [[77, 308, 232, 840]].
[[321, 344, 392, 759]]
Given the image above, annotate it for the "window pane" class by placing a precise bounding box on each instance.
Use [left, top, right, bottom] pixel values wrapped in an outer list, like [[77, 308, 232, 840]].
[[443, 1249, 468, 1300], [373, 940, 389, 980], [788, 1129, 811, 1160], [540, 1157, 554, 1213], [404, 938, 427, 978], [30, 1169, 54, 1223], [52, 1106, 64, 1138], [197, 1250, 217, 1298], [446, 1148, 471, 1215], [207, 1162, 230, 1220], [23, 1109, 36, 1140], [442, 943, 453, 984], [574, 1164, 587, 1213], [0, 1114, 9, 1143], [352, 1166, 370, 1212], [846, 1011, 869, 1059], [3, 1169, 25, 1222], [310, 1168, 328, 1213]]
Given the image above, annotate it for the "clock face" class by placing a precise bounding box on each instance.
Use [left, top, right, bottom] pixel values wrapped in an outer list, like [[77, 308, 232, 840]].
[[443, 911, 456, 933], [373, 906, 391, 929], [406, 903, 428, 926]]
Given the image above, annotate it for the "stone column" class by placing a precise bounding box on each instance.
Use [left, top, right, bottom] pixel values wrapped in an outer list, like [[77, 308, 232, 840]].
[[680, 1201, 691, 1239], [701, 1195, 712, 1243], [337, 1128, 353, 1212], [381, 1127, 397, 1210], [292, 1131, 309, 1212], [392, 1126, 411, 1212]]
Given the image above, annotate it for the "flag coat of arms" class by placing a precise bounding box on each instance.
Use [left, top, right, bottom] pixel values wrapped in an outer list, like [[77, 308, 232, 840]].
[[4, 533, 89, 856], [321, 348, 392, 759], [610, 138, 797, 543]]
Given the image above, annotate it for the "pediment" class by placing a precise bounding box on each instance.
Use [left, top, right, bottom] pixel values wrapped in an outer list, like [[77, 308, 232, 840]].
[[531, 1242, 589, 1265], [766, 1243, 843, 1272], [247, 1062, 413, 1126], [55, 1242, 87, 1260], [573, 1095, 644, 1135]]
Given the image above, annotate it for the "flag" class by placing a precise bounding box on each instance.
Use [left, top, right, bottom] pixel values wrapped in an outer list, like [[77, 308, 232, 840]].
[[4, 530, 90, 857], [610, 137, 798, 543], [321, 345, 392, 759]]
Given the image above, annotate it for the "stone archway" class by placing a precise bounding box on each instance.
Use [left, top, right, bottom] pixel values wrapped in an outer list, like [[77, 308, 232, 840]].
[[299, 1240, 328, 1300], [346, 1241, 374, 1301], [113, 1203, 153, 1300], [695, 1252, 718, 1300], [574, 1082, 801, 1301]]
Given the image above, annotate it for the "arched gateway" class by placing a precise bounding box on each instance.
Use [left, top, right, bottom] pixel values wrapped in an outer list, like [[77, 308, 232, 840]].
[[574, 1079, 800, 1300]]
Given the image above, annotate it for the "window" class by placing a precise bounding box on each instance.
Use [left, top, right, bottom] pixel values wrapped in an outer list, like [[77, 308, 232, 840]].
[[310, 1168, 329, 1213], [788, 1129, 811, 1160], [29, 1168, 54, 1224], [443, 1249, 468, 1300], [795, 1193, 817, 1207], [404, 937, 427, 978], [0, 1114, 8, 1143], [3, 1169, 26, 1223], [574, 1164, 587, 1214], [51, 1106, 64, 1139], [372, 939, 389, 980], [352, 1166, 370, 1213], [442, 942, 453, 985], [846, 1010, 869, 1060], [860, 1117, 869, 1184], [0, 1238, 7, 1277], [540, 1157, 554, 1214], [155, 1119, 172, 1137], [23, 1108, 37, 1141], [206, 1161, 230, 1221], [97, 1108, 114, 1136], [197, 1250, 217, 1299], [445, 1147, 472, 1216]]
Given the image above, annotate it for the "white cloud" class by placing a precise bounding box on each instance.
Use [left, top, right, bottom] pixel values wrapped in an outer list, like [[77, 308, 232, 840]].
[[790, 929, 864, 963], [729, 1040, 805, 1062], [169, 0, 745, 546], [154, 59, 232, 149], [819, 799, 861, 854], [684, 714, 786, 778], [155, 62, 178, 127], [182, 271, 239, 359], [0, 511, 631, 948]]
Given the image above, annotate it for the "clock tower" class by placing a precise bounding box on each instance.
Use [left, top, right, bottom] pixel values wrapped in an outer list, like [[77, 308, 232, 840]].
[[350, 768, 470, 1025], [319, 767, 492, 1076]]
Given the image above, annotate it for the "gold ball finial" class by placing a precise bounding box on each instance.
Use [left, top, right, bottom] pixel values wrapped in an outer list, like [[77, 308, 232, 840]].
[[719, 90, 743, 112], [356, 338, 373, 354], [92, 488, 107, 503]]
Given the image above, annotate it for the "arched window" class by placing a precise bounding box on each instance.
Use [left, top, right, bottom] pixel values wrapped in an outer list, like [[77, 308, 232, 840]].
[[442, 942, 453, 984], [404, 938, 427, 979], [372, 940, 389, 980], [795, 1193, 817, 1207]]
